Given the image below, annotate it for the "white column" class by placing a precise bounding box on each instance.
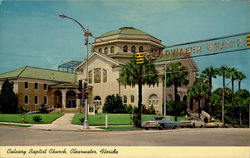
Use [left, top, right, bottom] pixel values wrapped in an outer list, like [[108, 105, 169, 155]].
[[62, 90, 67, 108]]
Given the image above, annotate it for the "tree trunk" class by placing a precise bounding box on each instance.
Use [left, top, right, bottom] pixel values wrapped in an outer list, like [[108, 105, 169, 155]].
[[174, 82, 178, 121], [239, 112, 242, 126], [231, 77, 234, 93], [238, 80, 241, 90], [198, 99, 201, 119], [222, 74, 225, 123]]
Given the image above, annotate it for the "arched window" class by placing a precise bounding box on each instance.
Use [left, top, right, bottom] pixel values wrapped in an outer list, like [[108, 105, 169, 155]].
[[104, 47, 108, 54], [183, 95, 187, 103], [168, 94, 173, 101], [148, 94, 159, 106], [110, 46, 114, 53], [24, 95, 29, 104], [139, 46, 144, 52], [131, 95, 134, 103], [103, 69, 107, 83], [123, 95, 127, 103], [98, 48, 102, 53], [88, 70, 92, 84], [131, 46, 136, 53], [123, 45, 128, 52], [93, 96, 102, 106], [34, 96, 38, 104], [44, 96, 48, 105], [24, 82, 29, 89], [176, 94, 180, 102], [94, 68, 101, 83]]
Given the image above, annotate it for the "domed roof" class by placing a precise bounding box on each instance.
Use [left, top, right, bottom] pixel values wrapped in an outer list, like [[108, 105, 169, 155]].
[[99, 27, 150, 37]]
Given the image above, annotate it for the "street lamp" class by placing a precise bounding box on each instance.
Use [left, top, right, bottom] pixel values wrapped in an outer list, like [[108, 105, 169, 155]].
[[59, 14, 92, 129]]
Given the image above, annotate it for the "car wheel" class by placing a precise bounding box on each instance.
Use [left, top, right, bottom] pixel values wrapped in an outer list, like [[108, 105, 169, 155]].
[[159, 124, 164, 130], [192, 124, 195, 128], [145, 127, 149, 130], [172, 125, 177, 129], [200, 125, 203, 128]]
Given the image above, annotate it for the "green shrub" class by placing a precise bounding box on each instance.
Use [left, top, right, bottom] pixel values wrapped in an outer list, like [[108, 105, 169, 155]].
[[39, 104, 48, 113], [148, 105, 156, 114], [125, 104, 134, 114], [32, 115, 42, 122], [102, 94, 126, 113], [19, 106, 27, 114], [131, 113, 141, 127]]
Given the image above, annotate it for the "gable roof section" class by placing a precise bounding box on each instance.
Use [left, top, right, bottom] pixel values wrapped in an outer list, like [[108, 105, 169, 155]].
[[0, 66, 76, 83], [75, 52, 125, 71]]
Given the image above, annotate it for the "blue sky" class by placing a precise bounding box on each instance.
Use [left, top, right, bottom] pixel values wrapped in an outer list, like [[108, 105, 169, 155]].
[[0, 0, 249, 90]]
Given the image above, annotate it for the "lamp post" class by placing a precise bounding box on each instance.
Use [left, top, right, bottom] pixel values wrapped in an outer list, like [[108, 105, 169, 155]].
[[59, 14, 92, 129]]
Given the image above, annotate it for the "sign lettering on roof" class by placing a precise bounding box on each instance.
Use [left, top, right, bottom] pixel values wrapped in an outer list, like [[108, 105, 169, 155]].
[[165, 33, 249, 57]]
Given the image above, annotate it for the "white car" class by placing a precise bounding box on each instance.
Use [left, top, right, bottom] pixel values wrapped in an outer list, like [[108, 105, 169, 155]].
[[180, 117, 205, 128]]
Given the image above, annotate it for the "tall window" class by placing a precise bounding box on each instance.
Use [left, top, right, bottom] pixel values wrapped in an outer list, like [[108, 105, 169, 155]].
[[139, 46, 144, 52], [103, 69, 107, 83], [35, 83, 38, 89], [148, 94, 159, 106], [123, 45, 128, 52], [131, 46, 136, 53], [88, 70, 92, 84], [25, 82, 28, 89], [98, 48, 102, 53], [123, 95, 127, 103], [131, 95, 134, 103], [34, 96, 38, 104], [44, 84, 47, 90], [94, 96, 102, 106], [110, 46, 114, 53], [94, 68, 101, 83], [104, 47, 108, 54], [24, 96, 29, 104], [44, 96, 47, 105]]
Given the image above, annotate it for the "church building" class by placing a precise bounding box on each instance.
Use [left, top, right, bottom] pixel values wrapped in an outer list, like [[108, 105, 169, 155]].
[[0, 27, 199, 114]]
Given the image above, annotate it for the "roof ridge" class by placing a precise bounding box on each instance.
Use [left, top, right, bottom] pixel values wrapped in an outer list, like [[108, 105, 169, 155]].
[[25, 66, 76, 74], [17, 66, 28, 78]]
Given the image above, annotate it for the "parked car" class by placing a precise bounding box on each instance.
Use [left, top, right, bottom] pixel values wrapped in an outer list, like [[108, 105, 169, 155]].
[[205, 120, 224, 128], [141, 116, 180, 130], [180, 117, 205, 128]]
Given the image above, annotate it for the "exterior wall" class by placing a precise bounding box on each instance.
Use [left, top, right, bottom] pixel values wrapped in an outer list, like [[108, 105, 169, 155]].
[[16, 78, 58, 111], [76, 56, 121, 112]]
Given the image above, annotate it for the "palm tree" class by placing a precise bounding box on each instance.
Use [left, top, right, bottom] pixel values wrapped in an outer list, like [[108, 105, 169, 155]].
[[227, 67, 238, 93], [188, 77, 210, 118], [235, 71, 246, 90], [202, 66, 219, 114], [121, 58, 158, 127], [165, 62, 189, 121], [202, 66, 219, 93], [218, 65, 231, 123]]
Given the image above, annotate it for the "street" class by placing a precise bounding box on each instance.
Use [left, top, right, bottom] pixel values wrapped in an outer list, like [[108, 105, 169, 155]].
[[0, 127, 249, 146]]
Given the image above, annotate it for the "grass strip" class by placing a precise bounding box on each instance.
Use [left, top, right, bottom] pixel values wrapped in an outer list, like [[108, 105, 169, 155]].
[[98, 126, 139, 131]]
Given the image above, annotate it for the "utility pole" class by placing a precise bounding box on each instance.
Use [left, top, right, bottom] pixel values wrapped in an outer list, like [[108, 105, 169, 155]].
[[59, 14, 93, 129]]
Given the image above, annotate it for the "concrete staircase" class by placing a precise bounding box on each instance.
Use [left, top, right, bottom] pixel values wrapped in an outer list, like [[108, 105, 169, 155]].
[[50, 108, 84, 114]]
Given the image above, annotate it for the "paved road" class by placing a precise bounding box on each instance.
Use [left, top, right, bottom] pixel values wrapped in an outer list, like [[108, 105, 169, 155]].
[[1, 127, 249, 146]]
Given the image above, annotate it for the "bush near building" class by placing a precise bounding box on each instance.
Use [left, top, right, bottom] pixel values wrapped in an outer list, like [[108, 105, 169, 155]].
[[0, 79, 18, 114]]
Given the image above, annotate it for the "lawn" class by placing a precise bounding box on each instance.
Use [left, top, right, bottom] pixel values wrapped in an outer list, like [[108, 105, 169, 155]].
[[72, 113, 185, 125], [0, 114, 63, 124]]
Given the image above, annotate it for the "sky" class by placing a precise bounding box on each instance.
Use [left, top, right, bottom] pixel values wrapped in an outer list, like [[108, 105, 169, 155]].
[[0, 0, 249, 90]]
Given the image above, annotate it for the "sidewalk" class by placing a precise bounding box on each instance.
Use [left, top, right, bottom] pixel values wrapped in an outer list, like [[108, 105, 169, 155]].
[[27, 114, 104, 131]]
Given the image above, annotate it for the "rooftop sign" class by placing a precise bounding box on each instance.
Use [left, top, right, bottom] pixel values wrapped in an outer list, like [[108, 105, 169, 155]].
[[165, 32, 250, 57]]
